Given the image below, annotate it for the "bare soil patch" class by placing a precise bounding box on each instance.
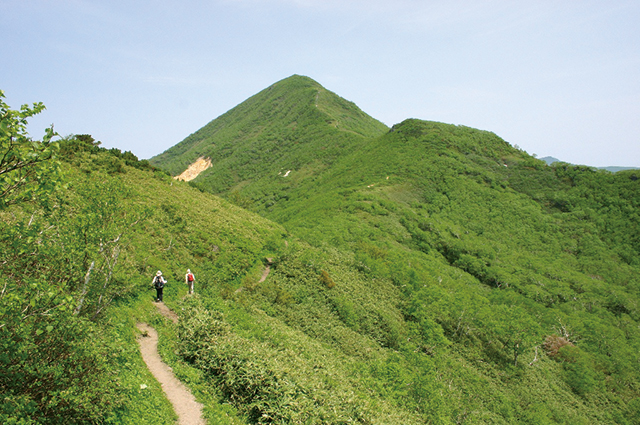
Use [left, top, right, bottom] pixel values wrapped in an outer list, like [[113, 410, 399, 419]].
[[174, 157, 212, 182]]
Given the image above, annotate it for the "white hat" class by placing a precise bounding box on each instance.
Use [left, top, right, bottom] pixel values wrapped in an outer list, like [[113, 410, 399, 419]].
[[156, 271, 162, 276]]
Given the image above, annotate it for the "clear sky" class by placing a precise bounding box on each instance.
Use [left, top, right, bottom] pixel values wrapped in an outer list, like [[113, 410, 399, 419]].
[[2, 0, 639, 167]]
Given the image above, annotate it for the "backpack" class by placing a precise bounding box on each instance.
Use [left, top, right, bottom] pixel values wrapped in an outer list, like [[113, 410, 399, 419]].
[[187, 273, 194, 282], [155, 276, 165, 289]]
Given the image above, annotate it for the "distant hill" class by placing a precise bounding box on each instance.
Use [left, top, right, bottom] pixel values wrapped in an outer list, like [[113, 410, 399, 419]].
[[602, 165, 640, 173], [540, 156, 561, 165], [540, 155, 638, 173]]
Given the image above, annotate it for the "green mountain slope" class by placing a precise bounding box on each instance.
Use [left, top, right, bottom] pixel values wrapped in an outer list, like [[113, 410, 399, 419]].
[[150, 79, 640, 423], [150, 74, 388, 195], [1, 135, 448, 424], [260, 118, 640, 423]]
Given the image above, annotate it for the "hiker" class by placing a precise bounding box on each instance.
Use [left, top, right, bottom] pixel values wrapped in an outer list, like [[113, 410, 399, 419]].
[[185, 269, 195, 294], [152, 271, 167, 302]]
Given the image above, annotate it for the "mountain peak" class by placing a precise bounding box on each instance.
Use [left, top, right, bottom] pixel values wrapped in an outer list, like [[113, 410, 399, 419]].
[[150, 75, 388, 180], [271, 74, 322, 87]]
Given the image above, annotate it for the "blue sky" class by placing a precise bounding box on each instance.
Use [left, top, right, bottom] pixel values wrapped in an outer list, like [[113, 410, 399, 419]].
[[2, 0, 639, 167]]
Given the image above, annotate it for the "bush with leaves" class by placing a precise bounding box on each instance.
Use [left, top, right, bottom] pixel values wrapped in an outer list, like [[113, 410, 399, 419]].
[[0, 90, 60, 208]]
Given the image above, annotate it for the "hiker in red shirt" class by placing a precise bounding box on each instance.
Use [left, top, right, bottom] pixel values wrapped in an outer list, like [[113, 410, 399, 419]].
[[185, 269, 195, 294]]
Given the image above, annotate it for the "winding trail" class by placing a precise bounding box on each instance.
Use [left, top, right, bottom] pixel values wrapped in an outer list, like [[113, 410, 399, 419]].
[[258, 257, 274, 283], [235, 257, 274, 293], [137, 313, 204, 424]]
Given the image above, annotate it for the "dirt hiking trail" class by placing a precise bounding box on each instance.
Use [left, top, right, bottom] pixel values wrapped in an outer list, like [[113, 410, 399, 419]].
[[138, 259, 275, 422], [258, 257, 274, 283], [155, 300, 179, 324], [235, 257, 273, 294], [137, 319, 205, 425]]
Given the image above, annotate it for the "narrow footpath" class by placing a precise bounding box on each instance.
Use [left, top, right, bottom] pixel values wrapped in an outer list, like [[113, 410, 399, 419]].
[[259, 257, 274, 283], [137, 320, 205, 425], [138, 258, 274, 423]]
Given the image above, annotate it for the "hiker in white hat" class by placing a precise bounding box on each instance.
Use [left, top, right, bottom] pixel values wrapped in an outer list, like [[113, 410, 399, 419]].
[[152, 270, 167, 302]]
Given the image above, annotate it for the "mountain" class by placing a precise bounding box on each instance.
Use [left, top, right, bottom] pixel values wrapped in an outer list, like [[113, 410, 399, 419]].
[[5, 81, 640, 424], [602, 166, 639, 173], [149, 76, 640, 423], [150, 74, 388, 194], [541, 156, 638, 173], [541, 156, 561, 165]]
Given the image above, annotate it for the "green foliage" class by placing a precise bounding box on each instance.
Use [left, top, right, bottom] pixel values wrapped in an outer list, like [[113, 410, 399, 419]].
[[175, 297, 425, 424], [557, 345, 600, 396], [0, 90, 60, 208], [0, 312, 116, 424], [59, 134, 156, 173], [0, 94, 109, 423]]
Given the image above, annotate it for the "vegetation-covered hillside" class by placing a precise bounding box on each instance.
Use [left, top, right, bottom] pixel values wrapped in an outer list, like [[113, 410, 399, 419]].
[[150, 74, 388, 198], [151, 77, 640, 424], [0, 92, 289, 422], [3, 76, 640, 425]]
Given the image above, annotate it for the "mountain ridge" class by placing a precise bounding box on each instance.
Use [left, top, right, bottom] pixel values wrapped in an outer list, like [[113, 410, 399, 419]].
[[541, 155, 638, 172]]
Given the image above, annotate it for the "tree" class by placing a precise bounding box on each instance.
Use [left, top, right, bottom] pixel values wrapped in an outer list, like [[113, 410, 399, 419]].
[[0, 92, 65, 334], [481, 303, 542, 366], [0, 90, 60, 208]]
